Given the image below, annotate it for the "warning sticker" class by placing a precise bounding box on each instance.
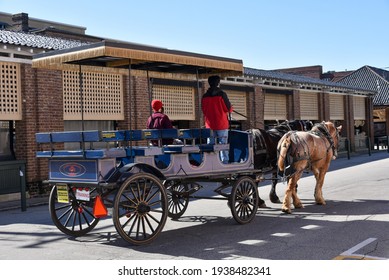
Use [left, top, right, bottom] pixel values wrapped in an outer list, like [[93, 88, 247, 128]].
[[56, 184, 69, 203]]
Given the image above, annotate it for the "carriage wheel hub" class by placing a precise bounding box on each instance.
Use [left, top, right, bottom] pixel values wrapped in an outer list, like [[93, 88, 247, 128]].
[[242, 196, 250, 205], [137, 203, 150, 214]]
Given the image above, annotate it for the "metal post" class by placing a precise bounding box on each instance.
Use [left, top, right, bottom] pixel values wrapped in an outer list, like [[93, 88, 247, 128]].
[[346, 138, 351, 160], [79, 65, 84, 132], [20, 162, 26, 211], [367, 136, 371, 156], [196, 68, 201, 128], [386, 135, 389, 153], [147, 70, 152, 116], [128, 61, 133, 150]]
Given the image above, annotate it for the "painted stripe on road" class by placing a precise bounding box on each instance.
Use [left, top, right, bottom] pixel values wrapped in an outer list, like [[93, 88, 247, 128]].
[[341, 238, 377, 255], [333, 238, 386, 260]]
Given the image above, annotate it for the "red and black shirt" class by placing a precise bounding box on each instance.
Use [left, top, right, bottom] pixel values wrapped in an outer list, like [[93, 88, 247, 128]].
[[201, 87, 232, 130]]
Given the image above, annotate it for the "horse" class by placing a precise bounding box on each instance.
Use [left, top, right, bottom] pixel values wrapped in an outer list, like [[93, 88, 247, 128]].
[[247, 120, 313, 207], [276, 121, 342, 214]]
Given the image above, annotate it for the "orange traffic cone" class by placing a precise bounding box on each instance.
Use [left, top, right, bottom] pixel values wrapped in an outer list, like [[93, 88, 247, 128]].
[[93, 195, 108, 218]]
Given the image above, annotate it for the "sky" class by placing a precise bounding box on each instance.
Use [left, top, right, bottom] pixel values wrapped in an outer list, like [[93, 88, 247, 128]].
[[1, 0, 388, 72]]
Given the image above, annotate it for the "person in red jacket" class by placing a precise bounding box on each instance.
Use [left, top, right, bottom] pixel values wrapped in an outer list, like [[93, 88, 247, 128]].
[[146, 99, 174, 145], [201, 75, 233, 164]]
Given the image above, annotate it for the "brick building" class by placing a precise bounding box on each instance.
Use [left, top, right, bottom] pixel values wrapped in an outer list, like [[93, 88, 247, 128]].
[[0, 12, 375, 200]]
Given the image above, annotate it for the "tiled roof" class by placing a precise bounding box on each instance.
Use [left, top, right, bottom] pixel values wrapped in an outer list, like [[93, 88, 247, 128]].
[[244, 67, 374, 94], [336, 66, 389, 106], [0, 29, 89, 50]]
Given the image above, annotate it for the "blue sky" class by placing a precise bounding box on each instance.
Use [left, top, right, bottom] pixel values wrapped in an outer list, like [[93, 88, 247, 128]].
[[1, 0, 388, 72]]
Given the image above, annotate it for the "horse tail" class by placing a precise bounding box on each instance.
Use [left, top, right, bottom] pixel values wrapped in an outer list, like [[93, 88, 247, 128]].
[[277, 132, 292, 173]]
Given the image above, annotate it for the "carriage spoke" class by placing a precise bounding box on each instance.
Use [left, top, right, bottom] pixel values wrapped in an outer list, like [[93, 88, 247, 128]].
[[231, 177, 258, 224], [113, 173, 168, 245]]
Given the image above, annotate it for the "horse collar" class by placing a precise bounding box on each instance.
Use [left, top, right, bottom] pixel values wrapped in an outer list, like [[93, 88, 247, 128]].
[[312, 123, 338, 158]]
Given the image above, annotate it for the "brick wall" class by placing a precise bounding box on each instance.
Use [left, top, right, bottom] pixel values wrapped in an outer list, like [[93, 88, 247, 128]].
[[251, 86, 264, 129], [16, 64, 63, 184]]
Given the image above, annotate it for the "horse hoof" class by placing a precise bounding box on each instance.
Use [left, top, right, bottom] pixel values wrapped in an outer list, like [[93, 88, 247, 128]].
[[281, 208, 291, 214], [270, 197, 281, 204], [258, 202, 267, 208], [258, 198, 266, 208], [294, 204, 304, 209]]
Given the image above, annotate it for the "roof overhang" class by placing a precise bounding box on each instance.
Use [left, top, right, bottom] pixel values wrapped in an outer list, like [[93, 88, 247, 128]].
[[32, 40, 243, 79]]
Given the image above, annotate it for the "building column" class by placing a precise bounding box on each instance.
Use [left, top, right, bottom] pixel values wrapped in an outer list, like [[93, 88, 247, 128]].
[[252, 84, 264, 129], [290, 89, 301, 120]]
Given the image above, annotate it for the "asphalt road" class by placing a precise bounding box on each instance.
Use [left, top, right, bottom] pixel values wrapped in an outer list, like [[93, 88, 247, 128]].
[[0, 151, 388, 261]]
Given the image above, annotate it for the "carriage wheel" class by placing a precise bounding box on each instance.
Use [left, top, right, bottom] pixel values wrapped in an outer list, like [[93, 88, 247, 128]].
[[113, 173, 168, 245], [49, 185, 100, 237], [166, 182, 189, 219], [230, 176, 259, 224]]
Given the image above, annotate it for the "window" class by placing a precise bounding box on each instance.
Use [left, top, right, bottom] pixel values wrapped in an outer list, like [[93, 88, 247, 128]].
[[0, 62, 21, 120], [152, 84, 195, 120], [63, 70, 124, 120]]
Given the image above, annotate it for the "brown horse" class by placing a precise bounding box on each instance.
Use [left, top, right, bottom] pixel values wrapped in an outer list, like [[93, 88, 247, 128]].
[[277, 121, 342, 214], [249, 120, 313, 206]]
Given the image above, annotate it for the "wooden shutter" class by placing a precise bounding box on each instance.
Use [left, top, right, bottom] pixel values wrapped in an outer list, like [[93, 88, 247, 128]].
[[300, 92, 318, 120], [264, 93, 287, 120], [353, 96, 366, 120], [0, 62, 22, 120], [228, 90, 247, 120], [152, 84, 195, 120], [329, 94, 344, 120], [63, 70, 124, 120]]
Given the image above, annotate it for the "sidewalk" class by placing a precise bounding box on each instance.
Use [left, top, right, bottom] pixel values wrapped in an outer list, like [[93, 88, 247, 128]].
[[0, 196, 49, 212]]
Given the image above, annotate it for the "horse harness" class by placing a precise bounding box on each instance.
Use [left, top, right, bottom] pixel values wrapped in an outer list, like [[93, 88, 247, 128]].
[[283, 122, 339, 169], [310, 122, 339, 159]]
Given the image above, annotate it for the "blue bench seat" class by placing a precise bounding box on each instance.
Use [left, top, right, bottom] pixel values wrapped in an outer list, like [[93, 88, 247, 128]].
[[37, 150, 88, 158], [36, 131, 101, 143], [85, 148, 127, 159], [199, 143, 230, 152], [126, 146, 164, 156], [162, 145, 200, 154]]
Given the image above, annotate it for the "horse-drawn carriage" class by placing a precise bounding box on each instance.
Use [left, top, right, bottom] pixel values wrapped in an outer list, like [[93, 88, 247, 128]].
[[33, 40, 340, 245]]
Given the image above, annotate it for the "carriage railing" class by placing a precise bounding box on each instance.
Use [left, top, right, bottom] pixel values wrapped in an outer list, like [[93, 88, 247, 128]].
[[35, 128, 217, 159]]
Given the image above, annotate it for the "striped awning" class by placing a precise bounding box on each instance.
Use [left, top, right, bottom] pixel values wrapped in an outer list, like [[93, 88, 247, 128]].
[[32, 40, 243, 79]]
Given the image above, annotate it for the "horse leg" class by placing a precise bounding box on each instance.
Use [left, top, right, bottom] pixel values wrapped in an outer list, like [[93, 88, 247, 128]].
[[313, 168, 327, 205], [292, 185, 303, 209], [282, 171, 303, 214], [258, 195, 267, 208], [269, 171, 281, 203]]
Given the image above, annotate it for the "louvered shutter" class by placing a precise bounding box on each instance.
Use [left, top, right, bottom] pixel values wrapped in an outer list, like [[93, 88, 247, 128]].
[[300, 92, 319, 120], [353, 96, 366, 120], [329, 94, 344, 120], [264, 93, 287, 120]]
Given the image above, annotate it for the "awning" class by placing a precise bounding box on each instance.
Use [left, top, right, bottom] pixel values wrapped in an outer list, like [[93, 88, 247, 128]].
[[32, 40, 243, 79]]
